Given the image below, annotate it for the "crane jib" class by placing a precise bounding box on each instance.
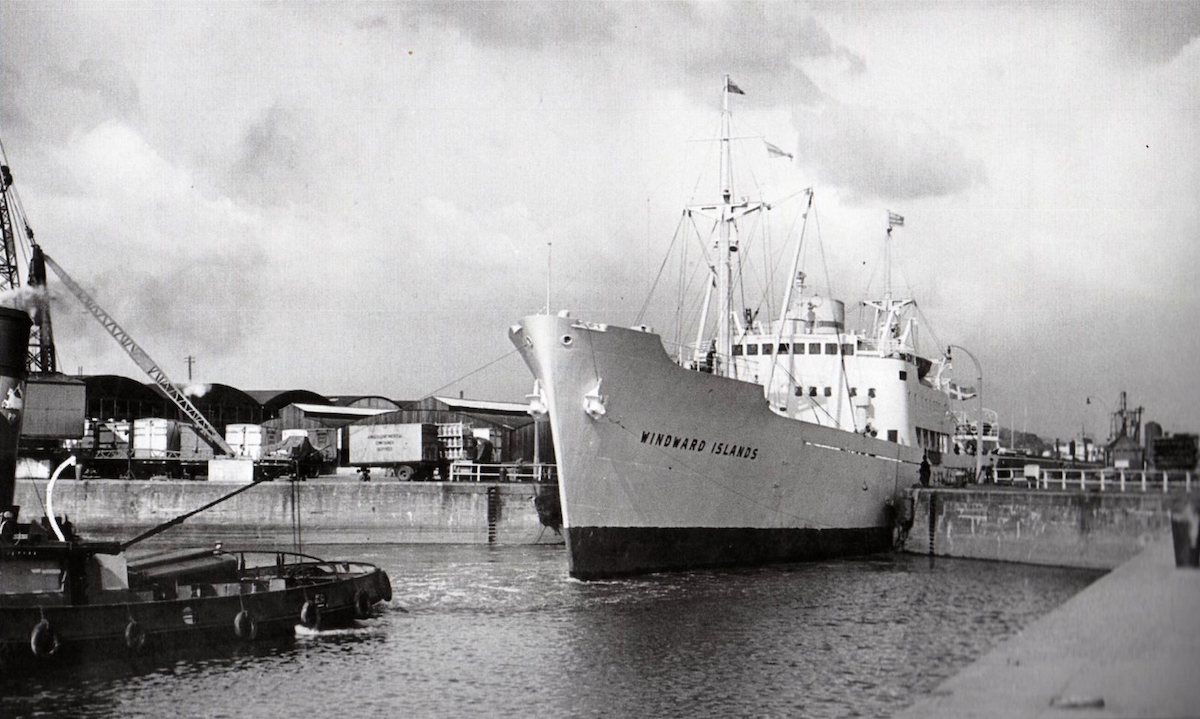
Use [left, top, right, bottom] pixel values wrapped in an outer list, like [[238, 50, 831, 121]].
[[40, 253, 236, 457]]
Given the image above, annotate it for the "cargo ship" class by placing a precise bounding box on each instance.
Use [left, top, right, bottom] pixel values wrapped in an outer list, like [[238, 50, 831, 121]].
[[510, 77, 979, 579]]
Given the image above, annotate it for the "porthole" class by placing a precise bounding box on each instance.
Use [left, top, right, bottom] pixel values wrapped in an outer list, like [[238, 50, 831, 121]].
[[560, 335, 574, 346]]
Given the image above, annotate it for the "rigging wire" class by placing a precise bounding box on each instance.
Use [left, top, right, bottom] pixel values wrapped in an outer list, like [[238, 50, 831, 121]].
[[634, 211, 686, 325], [422, 347, 522, 399]]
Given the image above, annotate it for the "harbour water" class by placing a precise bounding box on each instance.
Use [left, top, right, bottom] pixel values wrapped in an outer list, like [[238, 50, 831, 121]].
[[1, 544, 1100, 718]]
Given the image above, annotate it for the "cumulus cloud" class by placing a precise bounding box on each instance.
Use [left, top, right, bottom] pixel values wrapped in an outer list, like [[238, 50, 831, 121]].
[[404, 1, 856, 107], [50, 58, 140, 118], [230, 104, 310, 207], [794, 103, 986, 201], [0, 64, 29, 130], [1090, 1, 1200, 64], [415, 1, 619, 49]]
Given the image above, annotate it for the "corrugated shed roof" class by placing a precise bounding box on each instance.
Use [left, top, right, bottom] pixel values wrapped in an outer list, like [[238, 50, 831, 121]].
[[291, 402, 392, 417], [432, 396, 530, 414]]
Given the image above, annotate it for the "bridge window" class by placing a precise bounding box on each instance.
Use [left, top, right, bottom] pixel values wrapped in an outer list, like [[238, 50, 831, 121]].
[[825, 343, 838, 354], [868, 388, 876, 398], [887, 429, 898, 442], [849, 387, 857, 397], [762, 343, 773, 354], [842, 343, 854, 355], [747, 344, 759, 356], [823, 387, 832, 397], [808, 387, 817, 397], [794, 386, 803, 397], [899, 370, 908, 381], [732, 345, 743, 356], [778, 343, 790, 354]]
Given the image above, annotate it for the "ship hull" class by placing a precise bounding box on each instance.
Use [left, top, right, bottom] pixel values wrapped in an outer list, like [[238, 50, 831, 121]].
[[565, 526, 892, 579], [512, 314, 924, 579]]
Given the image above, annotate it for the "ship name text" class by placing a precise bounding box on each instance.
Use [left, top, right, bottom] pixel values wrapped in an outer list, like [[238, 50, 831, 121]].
[[639, 430, 759, 460]]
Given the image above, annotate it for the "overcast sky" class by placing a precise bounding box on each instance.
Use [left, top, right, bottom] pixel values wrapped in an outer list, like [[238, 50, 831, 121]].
[[1, 1, 1197, 441]]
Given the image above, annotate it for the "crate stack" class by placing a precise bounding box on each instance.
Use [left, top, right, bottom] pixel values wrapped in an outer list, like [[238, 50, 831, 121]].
[[437, 422, 477, 462]]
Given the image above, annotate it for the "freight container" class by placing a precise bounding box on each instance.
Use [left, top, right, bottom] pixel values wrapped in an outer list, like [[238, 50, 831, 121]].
[[79, 419, 131, 454], [348, 423, 440, 480], [282, 427, 338, 464], [179, 424, 219, 463], [225, 423, 280, 461], [132, 418, 182, 459]]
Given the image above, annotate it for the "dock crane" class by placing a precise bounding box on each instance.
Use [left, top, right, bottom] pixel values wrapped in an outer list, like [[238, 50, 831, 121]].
[[40, 253, 238, 458], [0, 155, 57, 372]]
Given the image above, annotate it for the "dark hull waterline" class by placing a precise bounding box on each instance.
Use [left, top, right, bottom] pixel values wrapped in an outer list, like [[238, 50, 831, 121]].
[[565, 525, 893, 580]]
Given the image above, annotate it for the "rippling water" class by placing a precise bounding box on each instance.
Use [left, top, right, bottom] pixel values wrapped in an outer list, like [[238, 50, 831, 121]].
[[2, 545, 1100, 718]]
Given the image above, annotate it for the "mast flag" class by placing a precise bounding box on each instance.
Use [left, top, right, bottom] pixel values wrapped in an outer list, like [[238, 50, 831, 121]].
[[726, 78, 745, 95], [887, 211, 904, 228], [765, 141, 793, 160]]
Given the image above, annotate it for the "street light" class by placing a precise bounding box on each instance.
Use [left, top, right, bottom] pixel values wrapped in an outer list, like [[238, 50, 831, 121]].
[[947, 344, 984, 483]]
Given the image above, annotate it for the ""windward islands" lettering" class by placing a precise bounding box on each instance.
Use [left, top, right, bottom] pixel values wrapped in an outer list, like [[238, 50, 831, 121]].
[[638, 430, 759, 460]]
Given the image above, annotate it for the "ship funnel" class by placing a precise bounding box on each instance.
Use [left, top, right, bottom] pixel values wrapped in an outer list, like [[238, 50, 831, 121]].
[[0, 307, 32, 517]]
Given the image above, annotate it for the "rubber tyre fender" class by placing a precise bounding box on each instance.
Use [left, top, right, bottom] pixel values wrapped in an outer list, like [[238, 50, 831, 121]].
[[378, 570, 393, 603], [124, 620, 148, 651], [30, 619, 61, 658], [353, 589, 373, 619], [233, 610, 258, 641], [299, 600, 321, 629]]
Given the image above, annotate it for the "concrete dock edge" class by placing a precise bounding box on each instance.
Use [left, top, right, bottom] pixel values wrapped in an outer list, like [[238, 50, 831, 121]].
[[894, 533, 1200, 719]]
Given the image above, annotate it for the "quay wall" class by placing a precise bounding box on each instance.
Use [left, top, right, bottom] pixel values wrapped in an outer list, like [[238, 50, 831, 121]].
[[14, 479, 564, 547], [902, 487, 1184, 569]]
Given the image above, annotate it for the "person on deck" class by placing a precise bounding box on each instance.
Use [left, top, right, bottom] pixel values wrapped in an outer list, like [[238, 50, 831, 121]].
[[919, 454, 931, 488]]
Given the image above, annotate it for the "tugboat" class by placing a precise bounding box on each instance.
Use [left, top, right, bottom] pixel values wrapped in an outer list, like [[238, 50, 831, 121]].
[[0, 306, 392, 670]]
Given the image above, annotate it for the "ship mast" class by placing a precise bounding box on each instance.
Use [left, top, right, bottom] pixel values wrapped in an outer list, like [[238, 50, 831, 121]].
[[715, 75, 735, 376]]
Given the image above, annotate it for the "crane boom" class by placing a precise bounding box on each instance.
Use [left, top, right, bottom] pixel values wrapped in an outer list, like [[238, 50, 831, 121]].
[[41, 253, 236, 456]]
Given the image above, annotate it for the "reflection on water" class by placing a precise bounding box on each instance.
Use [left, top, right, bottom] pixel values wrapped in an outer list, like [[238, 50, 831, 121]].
[[1, 545, 1100, 718]]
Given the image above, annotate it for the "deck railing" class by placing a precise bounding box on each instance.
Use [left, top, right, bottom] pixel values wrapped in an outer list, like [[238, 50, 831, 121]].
[[447, 462, 558, 484], [992, 467, 1195, 493]]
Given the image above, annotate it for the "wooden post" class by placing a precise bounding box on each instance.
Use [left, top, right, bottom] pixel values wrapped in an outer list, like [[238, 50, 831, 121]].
[[1141, 471, 1147, 492], [1099, 470, 1105, 492], [1061, 471, 1067, 491], [1163, 471, 1168, 493], [1080, 471, 1085, 491], [1120, 470, 1126, 492]]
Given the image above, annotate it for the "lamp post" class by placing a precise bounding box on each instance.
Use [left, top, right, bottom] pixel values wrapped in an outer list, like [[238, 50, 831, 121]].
[[947, 344, 984, 483]]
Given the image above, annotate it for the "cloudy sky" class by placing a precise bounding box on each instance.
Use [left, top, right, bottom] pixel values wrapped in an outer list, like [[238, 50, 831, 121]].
[[1, 1, 1197, 441]]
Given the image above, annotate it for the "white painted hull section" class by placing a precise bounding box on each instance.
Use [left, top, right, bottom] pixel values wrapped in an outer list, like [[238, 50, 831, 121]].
[[512, 315, 925, 535]]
